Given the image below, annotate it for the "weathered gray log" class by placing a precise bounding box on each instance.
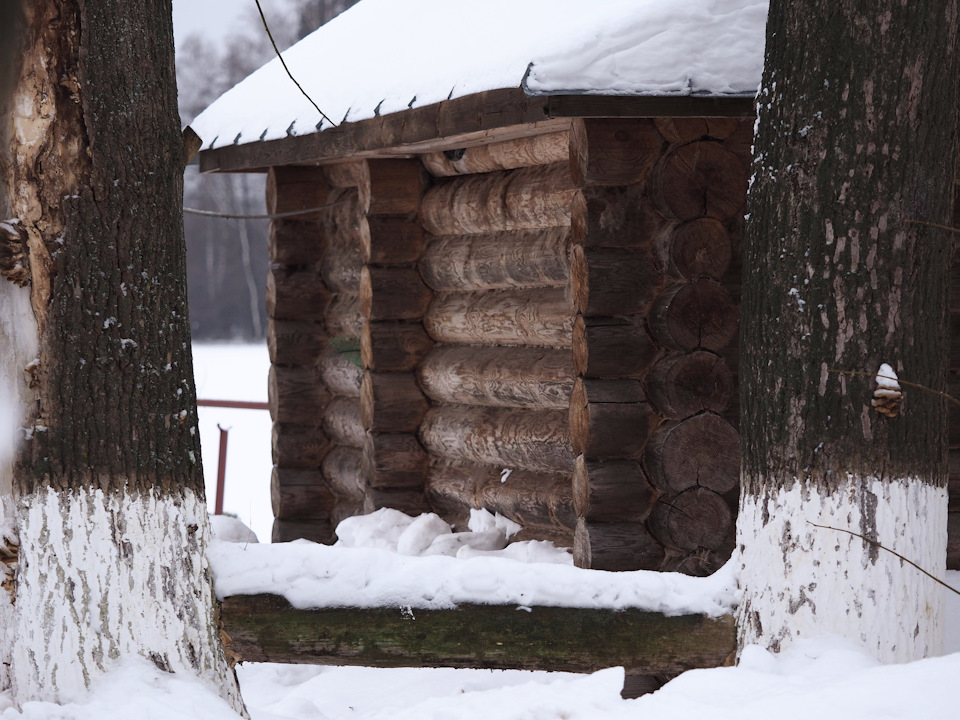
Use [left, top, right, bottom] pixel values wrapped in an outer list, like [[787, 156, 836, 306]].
[[272, 423, 329, 469], [266, 166, 329, 218], [360, 266, 433, 321], [644, 413, 739, 494], [420, 406, 575, 474], [322, 396, 365, 448], [420, 162, 577, 235], [364, 216, 426, 265], [269, 219, 323, 265], [648, 279, 739, 352], [360, 371, 430, 433], [418, 345, 574, 409], [424, 288, 574, 348], [573, 519, 666, 571], [321, 445, 365, 501], [268, 318, 324, 367], [362, 433, 429, 489], [568, 378, 659, 458], [572, 315, 660, 378], [330, 500, 367, 531], [220, 594, 736, 676], [419, 228, 572, 292], [654, 117, 744, 144], [648, 488, 734, 552], [268, 365, 329, 425], [271, 467, 336, 521], [425, 463, 575, 532], [571, 186, 673, 250], [362, 320, 434, 372], [323, 159, 368, 192], [364, 488, 432, 515], [267, 266, 328, 322], [573, 456, 659, 523], [271, 519, 335, 544], [325, 293, 364, 338], [421, 131, 570, 176], [569, 118, 665, 187], [570, 244, 664, 317], [318, 346, 363, 398], [645, 351, 733, 419], [665, 218, 733, 281], [651, 141, 747, 223], [320, 240, 361, 293], [366, 159, 428, 216]]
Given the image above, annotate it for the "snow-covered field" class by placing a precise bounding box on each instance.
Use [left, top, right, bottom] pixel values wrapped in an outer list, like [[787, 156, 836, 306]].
[[0, 342, 959, 718]]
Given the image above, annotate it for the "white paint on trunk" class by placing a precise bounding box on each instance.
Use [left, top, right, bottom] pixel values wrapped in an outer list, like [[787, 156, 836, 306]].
[[12, 486, 246, 715], [0, 281, 39, 690], [737, 475, 946, 663]]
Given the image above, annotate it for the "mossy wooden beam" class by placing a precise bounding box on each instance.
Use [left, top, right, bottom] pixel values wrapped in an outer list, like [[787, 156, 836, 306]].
[[219, 594, 735, 674]]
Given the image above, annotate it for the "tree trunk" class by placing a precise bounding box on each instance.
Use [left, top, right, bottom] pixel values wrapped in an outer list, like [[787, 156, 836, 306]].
[[0, 1, 245, 710], [738, 0, 960, 663]]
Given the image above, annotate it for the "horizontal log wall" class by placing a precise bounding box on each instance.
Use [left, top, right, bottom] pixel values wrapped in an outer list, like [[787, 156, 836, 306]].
[[418, 140, 579, 540], [266, 166, 335, 544], [360, 160, 433, 516], [569, 118, 748, 573]]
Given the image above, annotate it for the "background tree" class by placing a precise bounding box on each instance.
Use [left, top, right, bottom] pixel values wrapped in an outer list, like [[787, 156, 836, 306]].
[[178, 0, 359, 341], [738, 0, 960, 661], [0, 0, 245, 710]]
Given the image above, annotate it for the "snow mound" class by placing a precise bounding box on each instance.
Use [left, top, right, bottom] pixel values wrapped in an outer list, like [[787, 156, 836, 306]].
[[210, 514, 259, 544], [208, 507, 736, 615]]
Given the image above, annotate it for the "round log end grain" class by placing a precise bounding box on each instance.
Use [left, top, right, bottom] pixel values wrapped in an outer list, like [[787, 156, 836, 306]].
[[652, 142, 747, 222], [644, 412, 740, 494], [649, 279, 738, 352], [648, 488, 733, 552], [645, 351, 733, 419], [670, 218, 732, 280], [573, 518, 666, 571]]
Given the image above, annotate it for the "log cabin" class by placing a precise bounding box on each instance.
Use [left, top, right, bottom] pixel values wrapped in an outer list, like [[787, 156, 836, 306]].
[[190, 0, 960, 573]]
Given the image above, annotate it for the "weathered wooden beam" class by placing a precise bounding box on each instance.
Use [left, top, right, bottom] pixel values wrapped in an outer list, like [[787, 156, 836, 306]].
[[220, 594, 736, 677]]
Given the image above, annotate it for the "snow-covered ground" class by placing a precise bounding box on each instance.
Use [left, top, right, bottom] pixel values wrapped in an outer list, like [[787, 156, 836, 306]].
[[0, 342, 959, 718]]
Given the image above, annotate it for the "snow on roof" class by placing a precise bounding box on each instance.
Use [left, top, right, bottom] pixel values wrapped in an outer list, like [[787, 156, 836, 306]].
[[191, 0, 767, 152]]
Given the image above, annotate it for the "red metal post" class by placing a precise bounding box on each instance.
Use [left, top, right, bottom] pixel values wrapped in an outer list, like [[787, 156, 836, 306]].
[[214, 424, 229, 515]]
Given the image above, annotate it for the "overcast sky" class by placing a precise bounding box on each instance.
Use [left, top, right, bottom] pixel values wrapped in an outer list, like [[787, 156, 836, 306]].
[[171, 0, 295, 49]]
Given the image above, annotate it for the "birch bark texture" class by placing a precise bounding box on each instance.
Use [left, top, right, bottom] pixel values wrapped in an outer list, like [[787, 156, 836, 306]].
[[738, 0, 960, 661], [0, 0, 245, 711]]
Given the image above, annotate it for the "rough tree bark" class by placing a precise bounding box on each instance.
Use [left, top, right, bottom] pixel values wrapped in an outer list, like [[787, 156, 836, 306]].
[[0, 0, 246, 711], [738, 1, 960, 661]]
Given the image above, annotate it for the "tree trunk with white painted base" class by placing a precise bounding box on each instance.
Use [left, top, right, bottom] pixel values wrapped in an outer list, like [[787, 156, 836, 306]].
[[0, 0, 245, 712], [738, 0, 959, 662]]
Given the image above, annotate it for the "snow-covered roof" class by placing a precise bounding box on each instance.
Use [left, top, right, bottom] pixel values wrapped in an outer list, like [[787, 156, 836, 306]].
[[191, 0, 767, 153]]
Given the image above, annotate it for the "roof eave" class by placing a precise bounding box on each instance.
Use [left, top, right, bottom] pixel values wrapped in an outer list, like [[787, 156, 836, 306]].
[[196, 88, 755, 174]]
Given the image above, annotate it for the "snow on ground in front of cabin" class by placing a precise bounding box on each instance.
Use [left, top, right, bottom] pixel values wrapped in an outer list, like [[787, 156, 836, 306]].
[[1, 342, 960, 717], [191, 0, 767, 151]]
